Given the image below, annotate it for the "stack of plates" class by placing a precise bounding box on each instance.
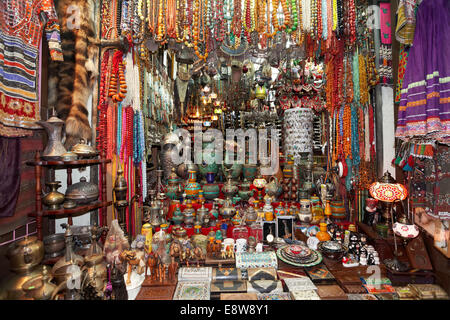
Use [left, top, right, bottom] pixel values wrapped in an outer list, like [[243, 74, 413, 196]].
[[276, 244, 322, 267], [317, 241, 347, 260]]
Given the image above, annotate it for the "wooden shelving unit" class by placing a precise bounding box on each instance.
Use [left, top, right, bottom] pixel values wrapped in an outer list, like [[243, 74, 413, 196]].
[[27, 152, 112, 240]]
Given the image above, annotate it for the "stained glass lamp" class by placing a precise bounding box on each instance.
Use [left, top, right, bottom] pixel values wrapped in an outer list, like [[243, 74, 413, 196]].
[[369, 171, 409, 272]]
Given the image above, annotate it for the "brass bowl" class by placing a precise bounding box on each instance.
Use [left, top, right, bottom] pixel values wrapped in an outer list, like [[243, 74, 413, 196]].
[[43, 234, 65, 255]]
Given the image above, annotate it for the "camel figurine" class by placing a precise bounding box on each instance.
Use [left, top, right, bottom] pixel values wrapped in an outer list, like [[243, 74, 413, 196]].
[[190, 244, 204, 267], [212, 239, 222, 258], [182, 246, 192, 267], [145, 252, 161, 281], [169, 241, 182, 262], [168, 260, 178, 281], [157, 262, 166, 282], [119, 249, 142, 285], [225, 244, 235, 259]]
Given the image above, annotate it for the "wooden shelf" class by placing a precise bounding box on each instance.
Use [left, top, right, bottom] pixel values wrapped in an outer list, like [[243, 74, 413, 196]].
[[29, 201, 112, 218], [26, 158, 111, 168], [29, 151, 110, 240]]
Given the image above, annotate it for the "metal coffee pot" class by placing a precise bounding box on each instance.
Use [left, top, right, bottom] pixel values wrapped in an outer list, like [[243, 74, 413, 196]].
[[36, 110, 67, 160]]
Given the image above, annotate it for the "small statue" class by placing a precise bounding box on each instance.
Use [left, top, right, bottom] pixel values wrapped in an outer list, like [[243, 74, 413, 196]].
[[364, 198, 379, 226], [247, 236, 257, 253], [145, 252, 161, 281], [348, 233, 360, 256], [169, 240, 182, 263], [190, 243, 204, 267], [213, 239, 222, 258], [119, 249, 142, 285], [168, 260, 178, 280], [342, 253, 359, 268], [359, 252, 368, 266], [110, 262, 128, 300]]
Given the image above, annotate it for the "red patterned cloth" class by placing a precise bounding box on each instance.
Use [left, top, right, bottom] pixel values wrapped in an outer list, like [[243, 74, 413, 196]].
[[0, 0, 63, 136]]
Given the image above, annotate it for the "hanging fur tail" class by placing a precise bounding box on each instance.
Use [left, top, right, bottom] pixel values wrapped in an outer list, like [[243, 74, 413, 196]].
[[50, 0, 97, 149]]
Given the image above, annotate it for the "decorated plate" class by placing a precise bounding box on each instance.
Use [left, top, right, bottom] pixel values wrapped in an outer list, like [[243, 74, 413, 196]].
[[284, 244, 311, 257], [280, 249, 319, 265], [277, 245, 323, 267]]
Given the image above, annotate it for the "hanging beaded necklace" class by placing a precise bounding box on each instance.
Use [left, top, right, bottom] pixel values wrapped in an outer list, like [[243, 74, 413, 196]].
[[347, 0, 356, 45], [156, 0, 166, 42], [286, 0, 298, 33], [176, 0, 185, 41], [316, 0, 322, 39], [192, 0, 209, 60], [167, 0, 177, 38], [231, 0, 242, 38], [302, 0, 311, 33], [343, 104, 351, 159], [351, 51, 360, 104], [350, 104, 360, 167], [97, 50, 111, 154], [358, 106, 365, 164], [358, 54, 368, 106], [336, 0, 343, 38], [214, 0, 226, 42], [325, 0, 332, 48], [332, 0, 337, 31], [321, 0, 327, 40], [279, 0, 291, 31], [244, 0, 252, 43], [297, 0, 304, 44], [109, 51, 127, 103], [311, 0, 317, 38], [207, 0, 214, 31]]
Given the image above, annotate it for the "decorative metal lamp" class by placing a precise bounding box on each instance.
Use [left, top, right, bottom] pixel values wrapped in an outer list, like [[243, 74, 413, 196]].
[[369, 171, 409, 272], [369, 171, 408, 233]]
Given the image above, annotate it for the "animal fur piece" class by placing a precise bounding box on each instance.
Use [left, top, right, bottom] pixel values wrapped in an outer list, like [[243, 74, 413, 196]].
[[48, 0, 97, 149]]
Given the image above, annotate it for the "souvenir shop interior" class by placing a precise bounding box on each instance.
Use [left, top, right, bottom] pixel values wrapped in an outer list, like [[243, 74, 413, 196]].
[[0, 0, 449, 301]]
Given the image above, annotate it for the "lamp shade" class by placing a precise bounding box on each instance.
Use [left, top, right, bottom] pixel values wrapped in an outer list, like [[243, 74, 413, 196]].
[[369, 182, 408, 202], [253, 177, 267, 189]]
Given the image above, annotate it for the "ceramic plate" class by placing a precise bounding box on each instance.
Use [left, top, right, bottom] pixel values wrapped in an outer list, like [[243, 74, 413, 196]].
[[277, 245, 323, 267]]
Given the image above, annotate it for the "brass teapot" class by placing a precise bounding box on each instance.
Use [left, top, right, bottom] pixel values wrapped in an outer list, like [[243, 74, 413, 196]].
[[6, 236, 44, 274]]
